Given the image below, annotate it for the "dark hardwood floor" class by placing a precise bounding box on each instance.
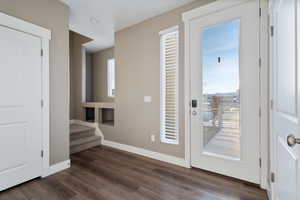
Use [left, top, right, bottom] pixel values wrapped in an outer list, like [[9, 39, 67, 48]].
[[0, 146, 268, 200]]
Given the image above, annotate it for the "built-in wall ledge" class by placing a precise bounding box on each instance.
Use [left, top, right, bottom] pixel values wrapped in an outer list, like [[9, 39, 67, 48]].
[[82, 102, 115, 109], [82, 102, 115, 127]]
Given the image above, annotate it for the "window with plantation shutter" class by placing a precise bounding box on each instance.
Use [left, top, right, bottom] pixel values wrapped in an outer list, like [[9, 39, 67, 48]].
[[160, 26, 179, 144], [107, 58, 115, 97]]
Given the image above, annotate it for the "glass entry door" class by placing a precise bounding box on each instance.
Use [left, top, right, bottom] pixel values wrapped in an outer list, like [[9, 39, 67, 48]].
[[188, 0, 260, 183], [202, 20, 241, 160]]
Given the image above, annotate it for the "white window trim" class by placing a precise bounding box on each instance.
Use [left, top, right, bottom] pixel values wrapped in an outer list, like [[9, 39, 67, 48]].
[[159, 25, 179, 36], [107, 58, 115, 98], [160, 25, 179, 145]]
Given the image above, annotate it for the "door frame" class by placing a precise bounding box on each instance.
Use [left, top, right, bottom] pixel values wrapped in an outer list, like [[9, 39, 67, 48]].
[[268, 2, 275, 199], [182, 0, 270, 189], [0, 12, 51, 177]]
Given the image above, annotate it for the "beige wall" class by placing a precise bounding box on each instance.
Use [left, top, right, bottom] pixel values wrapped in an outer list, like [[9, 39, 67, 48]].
[[92, 47, 115, 103], [0, 0, 70, 165], [103, 0, 215, 158], [69, 31, 92, 120]]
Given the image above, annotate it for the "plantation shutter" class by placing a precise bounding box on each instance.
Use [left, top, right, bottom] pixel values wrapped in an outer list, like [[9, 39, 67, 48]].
[[107, 58, 115, 97], [160, 26, 179, 144]]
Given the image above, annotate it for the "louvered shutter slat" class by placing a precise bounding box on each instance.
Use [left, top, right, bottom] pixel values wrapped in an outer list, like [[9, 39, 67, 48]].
[[160, 27, 179, 145]]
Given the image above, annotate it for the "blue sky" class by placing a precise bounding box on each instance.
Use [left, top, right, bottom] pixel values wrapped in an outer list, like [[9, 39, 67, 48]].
[[202, 20, 240, 95]]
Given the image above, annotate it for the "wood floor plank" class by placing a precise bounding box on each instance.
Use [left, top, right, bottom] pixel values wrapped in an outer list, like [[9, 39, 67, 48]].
[[85, 148, 263, 200], [0, 146, 268, 200]]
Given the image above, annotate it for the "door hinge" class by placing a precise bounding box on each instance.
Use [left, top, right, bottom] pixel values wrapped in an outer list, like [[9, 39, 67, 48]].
[[259, 158, 262, 168], [259, 57, 262, 68], [41, 49, 44, 57], [259, 7, 262, 17], [41, 150, 44, 158], [41, 100, 44, 107], [270, 99, 274, 110], [270, 25, 274, 37], [259, 108, 262, 117], [270, 172, 275, 183]]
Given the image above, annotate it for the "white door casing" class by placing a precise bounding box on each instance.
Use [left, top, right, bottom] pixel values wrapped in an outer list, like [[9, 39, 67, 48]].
[[0, 12, 50, 191], [270, 0, 300, 199], [183, 0, 260, 184]]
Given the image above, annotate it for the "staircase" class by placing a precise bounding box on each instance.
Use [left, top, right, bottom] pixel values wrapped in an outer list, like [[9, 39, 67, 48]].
[[70, 124, 101, 154]]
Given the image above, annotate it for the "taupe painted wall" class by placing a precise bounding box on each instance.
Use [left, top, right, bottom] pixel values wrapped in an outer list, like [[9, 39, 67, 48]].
[[69, 31, 92, 120], [0, 0, 70, 165], [92, 48, 115, 103], [103, 0, 215, 158]]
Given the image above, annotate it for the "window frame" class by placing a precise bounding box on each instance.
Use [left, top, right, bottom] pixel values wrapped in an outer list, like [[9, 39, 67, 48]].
[[159, 25, 179, 145]]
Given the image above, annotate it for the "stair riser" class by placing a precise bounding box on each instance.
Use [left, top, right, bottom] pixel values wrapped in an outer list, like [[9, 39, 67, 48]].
[[70, 130, 95, 140], [70, 140, 101, 154], [71, 135, 101, 147]]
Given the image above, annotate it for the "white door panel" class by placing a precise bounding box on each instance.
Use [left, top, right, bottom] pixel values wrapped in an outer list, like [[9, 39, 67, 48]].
[[277, 137, 297, 200], [0, 124, 27, 172], [272, 0, 300, 199], [189, 0, 260, 183], [276, 0, 296, 115], [0, 25, 42, 191]]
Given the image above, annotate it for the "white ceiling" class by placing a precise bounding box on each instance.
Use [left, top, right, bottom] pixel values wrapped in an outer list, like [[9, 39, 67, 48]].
[[61, 0, 195, 52]]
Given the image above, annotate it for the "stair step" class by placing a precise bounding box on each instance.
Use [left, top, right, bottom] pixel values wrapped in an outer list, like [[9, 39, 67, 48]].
[[70, 138, 101, 154], [70, 124, 95, 134], [70, 124, 95, 140], [71, 135, 101, 147]]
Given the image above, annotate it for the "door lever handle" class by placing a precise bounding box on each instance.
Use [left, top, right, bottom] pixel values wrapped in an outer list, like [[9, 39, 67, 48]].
[[287, 135, 300, 147]]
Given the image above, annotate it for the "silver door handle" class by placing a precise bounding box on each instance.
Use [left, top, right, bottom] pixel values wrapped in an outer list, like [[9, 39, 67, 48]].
[[287, 135, 300, 147], [192, 111, 197, 116]]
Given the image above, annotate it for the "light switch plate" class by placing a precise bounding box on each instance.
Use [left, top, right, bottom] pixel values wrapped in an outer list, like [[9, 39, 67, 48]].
[[144, 96, 152, 103], [151, 134, 155, 142]]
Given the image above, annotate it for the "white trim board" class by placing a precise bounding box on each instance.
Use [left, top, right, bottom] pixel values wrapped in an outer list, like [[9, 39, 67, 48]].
[[159, 25, 179, 36], [182, 0, 252, 22], [42, 160, 71, 177], [0, 12, 51, 179], [102, 140, 189, 168], [267, 189, 272, 200], [0, 12, 51, 39], [258, 0, 270, 191]]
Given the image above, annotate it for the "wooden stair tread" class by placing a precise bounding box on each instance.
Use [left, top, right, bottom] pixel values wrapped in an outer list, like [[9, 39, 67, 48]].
[[70, 124, 96, 140]]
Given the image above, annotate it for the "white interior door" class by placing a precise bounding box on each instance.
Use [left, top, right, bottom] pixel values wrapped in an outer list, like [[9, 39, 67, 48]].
[[0, 25, 43, 191], [189, 0, 260, 183], [271, 0, 300, 199]]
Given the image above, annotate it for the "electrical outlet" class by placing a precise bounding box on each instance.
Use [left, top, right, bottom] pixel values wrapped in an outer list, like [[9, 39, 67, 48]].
[[151, 134, 155, 142]]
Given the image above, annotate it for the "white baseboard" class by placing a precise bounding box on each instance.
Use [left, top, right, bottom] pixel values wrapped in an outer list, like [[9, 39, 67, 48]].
[[102, 140, 189, 168], [43, 159, 71, 177]]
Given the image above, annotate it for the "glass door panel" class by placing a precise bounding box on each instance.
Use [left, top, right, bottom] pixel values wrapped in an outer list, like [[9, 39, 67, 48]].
[[202, 20, 241, 159]]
